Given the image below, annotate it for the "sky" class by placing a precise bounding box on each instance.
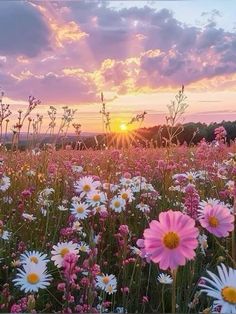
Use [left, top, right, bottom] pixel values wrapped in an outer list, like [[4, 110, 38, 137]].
[[0, 0, 236, 132]]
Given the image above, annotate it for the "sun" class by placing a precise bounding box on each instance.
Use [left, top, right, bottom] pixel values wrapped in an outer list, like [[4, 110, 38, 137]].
[[119, 123, 128, 132]]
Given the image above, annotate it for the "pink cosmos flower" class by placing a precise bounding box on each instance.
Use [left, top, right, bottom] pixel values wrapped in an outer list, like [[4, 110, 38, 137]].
[[143, 210, 199, 270], [198, 204, 234, 237]]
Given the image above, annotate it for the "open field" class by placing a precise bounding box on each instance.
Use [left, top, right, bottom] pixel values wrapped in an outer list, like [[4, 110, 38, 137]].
[[1, 0, 236, 312], [0, 139, 236, 313]]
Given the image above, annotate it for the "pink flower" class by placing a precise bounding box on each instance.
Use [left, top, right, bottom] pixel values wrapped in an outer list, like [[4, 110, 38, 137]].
[[62, 252, 79, 283], [184, 184, 200, 219], [21, 189, 32, 198], [57, 282, 66, 291], [136, 238, 151, 263], [121, 287, 130, 294], [142, 296, 149, 303], [119, 224, 129, 236], [198, 204, 234, 237], [143, 210, 199, 270], [123, 172, 131, 179], [10, 304, 22, 313], [214, 126, 227, 142]]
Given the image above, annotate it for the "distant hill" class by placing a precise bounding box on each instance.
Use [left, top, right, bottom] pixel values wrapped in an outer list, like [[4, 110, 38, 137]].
[[81, 120, 236, 148], [3, 121, 236, 150]]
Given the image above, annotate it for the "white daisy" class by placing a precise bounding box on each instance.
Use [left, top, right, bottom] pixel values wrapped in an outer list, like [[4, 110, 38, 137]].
[[132, 176, 148, 192], [118, 188, 134, 203], [132, 176, 147, 185], [71, 196, 81, 203], [130, 246, 141, 256], [157, 273, 173, 284], [110, 184, 119, 193], [70, 202, 90, 220], [74, 176, 101, 197], [105, 284, 117, 295], [22, 213, 36, 221], [144, 183, 156, 192], [103, 182, 116, 191], [62, 199, 69, 205], [110, 196, 126, 213], [40, 207, 47, 216], [182, 171, 200, 182], [86, 191, 107, 207], [0, 230, 11, 240], [2, 196, 13, 204], [0, 175, 10, 192], [198, 170, 208, 179], [72, 220, 83, 232], [136, 202, 150, 213], [13, 262, 51, 293], [51, 241, 80, 268], [72, 165, 83, 173], [120, 177, 133, 188], [43, 188, 54, 196], [169, 185, 183, 192], [26, 170, 36, 177], [198, 234, 208, 255], [77, 241, 90, 253], [93, 234, 101, 245], [226, 180, 235, 195], [96, 273, 117, 293], [31, 148, 41, 156], [199, 263, 236, 313], [20, 250, 49, 266], [58, 205, 68, 211], [92, 204, 108, 215]]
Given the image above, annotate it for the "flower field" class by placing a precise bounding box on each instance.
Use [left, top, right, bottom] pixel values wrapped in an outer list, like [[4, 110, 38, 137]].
[[1, 139, 236, 313]]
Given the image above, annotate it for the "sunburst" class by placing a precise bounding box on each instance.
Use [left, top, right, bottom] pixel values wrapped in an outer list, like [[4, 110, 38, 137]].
[[107, 123, 146, 148]]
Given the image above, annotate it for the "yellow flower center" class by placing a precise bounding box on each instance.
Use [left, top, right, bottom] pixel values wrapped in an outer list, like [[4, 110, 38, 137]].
[[208, 216, 219, 228], [93, 194, 101, 202], [77, 206, 84, 214], [121, 193, 128, 200], [163, 232, 180, 249], [83, 184, 91, 192], [188, 174, 193, 181], [60, 247, 69, 257], [221, 286, 236, 304], [102, 276, 110, 284], [107, 285, 113, 293], [27, 272, 40, 284], [30, 256, 39, 264], [114, 201, 121, 208]]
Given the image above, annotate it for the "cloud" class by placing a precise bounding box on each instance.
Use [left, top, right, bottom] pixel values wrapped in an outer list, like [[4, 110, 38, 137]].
[[1, 1, 236, 102], [4, 73, 99, 104], [0, 1, 51, 57]]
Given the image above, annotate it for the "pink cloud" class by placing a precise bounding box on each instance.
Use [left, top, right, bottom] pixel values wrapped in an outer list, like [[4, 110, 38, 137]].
[[0, 1, 236, 104]]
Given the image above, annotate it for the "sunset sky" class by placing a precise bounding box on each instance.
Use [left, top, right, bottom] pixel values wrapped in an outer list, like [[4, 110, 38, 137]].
[[1, 0, 236, 132]]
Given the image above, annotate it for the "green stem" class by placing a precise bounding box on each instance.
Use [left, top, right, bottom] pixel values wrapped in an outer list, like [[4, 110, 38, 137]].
[[162, 286, 165, 313], [46, 289, 63, 307], [214, 236, 236, 267], [172, 268, 177, 314]]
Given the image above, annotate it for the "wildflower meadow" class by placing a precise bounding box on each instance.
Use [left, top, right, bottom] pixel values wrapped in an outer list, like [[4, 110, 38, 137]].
[[0, 106, 236, 313], [2, 0, 236, 312]]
